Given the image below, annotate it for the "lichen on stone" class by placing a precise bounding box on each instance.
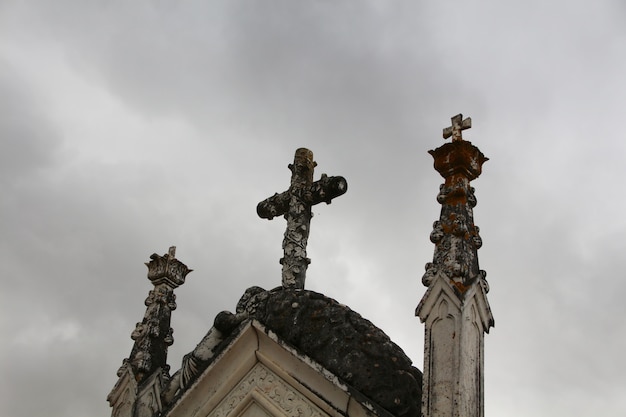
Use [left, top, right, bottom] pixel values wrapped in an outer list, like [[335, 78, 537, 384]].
[[218, 287, 423, 417]]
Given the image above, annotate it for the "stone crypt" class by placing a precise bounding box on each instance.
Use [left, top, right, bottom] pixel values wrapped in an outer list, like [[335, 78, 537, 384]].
[[108, 114, 493, 417]]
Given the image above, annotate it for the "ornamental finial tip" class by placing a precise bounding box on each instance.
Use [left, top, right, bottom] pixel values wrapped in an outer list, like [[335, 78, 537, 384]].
[[443, 113, 472, 141]]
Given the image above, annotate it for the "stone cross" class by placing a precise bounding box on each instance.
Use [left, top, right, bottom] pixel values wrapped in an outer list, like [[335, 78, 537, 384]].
[[257, 148, 347, 289], [443, 113, 472, 141]]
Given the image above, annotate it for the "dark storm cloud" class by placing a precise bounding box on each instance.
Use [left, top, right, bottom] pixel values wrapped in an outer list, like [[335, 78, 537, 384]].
[[22, 1, 449, 144]]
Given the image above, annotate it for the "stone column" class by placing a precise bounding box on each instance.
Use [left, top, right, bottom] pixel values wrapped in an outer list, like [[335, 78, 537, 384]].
[[416, 116, 494, 417], [108, 247, 192, 417]]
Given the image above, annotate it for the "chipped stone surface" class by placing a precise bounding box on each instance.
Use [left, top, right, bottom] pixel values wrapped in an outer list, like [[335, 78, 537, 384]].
[[169, 287, 422, 417]]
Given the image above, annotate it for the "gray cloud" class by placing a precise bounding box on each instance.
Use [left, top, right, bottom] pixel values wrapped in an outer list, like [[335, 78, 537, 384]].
[[1, 1, 625, 417]]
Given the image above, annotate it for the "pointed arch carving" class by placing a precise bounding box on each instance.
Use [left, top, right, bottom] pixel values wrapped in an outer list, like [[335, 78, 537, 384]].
[[207, 363, 327, 417]]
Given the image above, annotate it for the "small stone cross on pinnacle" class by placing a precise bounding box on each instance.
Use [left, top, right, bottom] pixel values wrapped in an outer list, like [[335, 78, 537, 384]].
[[443, 113, 472, 141], [257, 148, 348, 289]]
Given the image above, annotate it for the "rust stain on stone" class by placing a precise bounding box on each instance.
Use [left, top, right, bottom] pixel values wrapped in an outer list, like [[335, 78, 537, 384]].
[[451, 280, 469, 294]]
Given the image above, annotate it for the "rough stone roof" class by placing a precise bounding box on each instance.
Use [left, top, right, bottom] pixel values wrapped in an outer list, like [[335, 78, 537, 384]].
[[211, 286, 422, 417]]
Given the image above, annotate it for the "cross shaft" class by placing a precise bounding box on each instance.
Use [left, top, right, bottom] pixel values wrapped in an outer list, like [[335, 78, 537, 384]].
[[257, 148, 347, 289]]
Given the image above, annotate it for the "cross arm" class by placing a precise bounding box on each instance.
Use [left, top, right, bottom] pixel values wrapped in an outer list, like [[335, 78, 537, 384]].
[[443, 114, 472, 141], [257, 192, 290, 220], [310, 174, 348, 205], [257, 174, 348, 220]]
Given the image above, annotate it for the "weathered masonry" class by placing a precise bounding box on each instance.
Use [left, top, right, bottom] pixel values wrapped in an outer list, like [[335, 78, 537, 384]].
[[108, 118, 493, 417], [417, 114, 494, 417]]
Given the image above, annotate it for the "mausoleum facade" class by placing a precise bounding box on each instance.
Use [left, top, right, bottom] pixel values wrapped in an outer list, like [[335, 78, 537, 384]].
[[108, 115, 493, 417]]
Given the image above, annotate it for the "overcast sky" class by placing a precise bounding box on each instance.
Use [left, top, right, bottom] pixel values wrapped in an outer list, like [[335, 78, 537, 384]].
[[2, 1, 626, 416]]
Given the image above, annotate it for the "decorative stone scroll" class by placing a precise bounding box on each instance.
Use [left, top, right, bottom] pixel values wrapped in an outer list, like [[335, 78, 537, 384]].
[[257, 148, 347, 289]]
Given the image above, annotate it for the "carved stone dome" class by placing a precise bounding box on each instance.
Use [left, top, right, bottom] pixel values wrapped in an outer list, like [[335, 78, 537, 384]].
[[214, 287, 423, 417]]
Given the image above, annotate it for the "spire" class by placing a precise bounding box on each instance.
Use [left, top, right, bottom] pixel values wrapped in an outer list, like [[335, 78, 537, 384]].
[[257, 148, 347, 289], [416, 115, 494, 417], [423, 114, 489, 293], [128, 246, 191, 381], [108, 246, 192, 417]]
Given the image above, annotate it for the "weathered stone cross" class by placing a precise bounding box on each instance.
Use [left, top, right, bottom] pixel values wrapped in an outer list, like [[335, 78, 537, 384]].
[[257, 148, 347, 289], [443, 113, 472, 141]]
